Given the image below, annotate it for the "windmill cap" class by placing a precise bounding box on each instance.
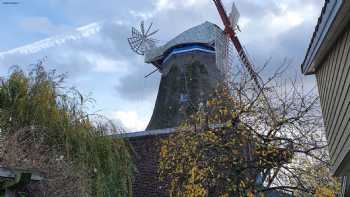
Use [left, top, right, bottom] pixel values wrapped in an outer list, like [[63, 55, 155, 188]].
[[144, 21, 225, 66]]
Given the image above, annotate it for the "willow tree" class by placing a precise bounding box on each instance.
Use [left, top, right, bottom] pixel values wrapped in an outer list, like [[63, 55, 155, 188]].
[[0, 62, 134, 197], [159, 63, 340, 196]]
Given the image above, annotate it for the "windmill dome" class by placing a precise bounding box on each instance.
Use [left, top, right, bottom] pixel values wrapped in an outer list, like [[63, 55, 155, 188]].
[[145, 21, 226, 71]]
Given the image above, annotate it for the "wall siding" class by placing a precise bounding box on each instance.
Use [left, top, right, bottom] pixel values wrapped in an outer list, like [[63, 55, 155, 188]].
[[316, 25, 350, 174]]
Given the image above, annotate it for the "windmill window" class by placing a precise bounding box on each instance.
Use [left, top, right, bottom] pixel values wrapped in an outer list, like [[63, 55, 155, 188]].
[[180, 94, 189, 103]]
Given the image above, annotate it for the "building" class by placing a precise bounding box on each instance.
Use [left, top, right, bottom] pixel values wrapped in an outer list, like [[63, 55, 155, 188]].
[[125, 21, 230, 197], [301, 0, 350, 195], [126, 20, 290, 197]]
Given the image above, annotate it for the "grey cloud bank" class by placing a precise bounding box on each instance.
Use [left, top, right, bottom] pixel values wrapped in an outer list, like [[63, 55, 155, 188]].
[[0, 0, 324, 130]]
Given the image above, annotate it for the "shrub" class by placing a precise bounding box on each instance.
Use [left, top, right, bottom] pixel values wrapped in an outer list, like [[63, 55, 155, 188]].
[[0, 62, 134, 197]]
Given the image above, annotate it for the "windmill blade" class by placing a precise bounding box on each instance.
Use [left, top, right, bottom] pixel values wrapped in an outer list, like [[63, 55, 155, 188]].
[[144, 68, 159, 78], [136, 39, 145, 53], [132, 27, 143, 38], [129, 36, 143, 44], [140, 21, 145, 35], [128, 37, 146, 55], [128, 38, 143, 55], [212, 0, 278, 135], [144, 40, 156, 49], [148, 29, 159, 37], [145, 22, 153, 36], [128, 37, 142, 48], [148, 39, 157, 46], [148, 38, 160, 43], [128, 36, 147, 55]]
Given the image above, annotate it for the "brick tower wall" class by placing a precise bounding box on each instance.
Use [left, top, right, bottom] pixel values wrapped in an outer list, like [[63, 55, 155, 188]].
[[147, 51, 221, 130]]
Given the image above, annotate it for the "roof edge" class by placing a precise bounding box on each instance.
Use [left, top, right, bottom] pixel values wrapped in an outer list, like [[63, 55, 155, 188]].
[[301, 0, 347, 75], [111, 128, 176, 139]]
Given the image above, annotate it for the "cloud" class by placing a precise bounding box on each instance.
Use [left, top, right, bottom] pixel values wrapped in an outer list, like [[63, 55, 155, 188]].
[[226, 0, 323, 72], [88, 54, 131, 73], [0, 16, 160, 133], [111, 110, 149, 131], [153, 0, 205, 11], [0, 20, 124, 59], [130, 0, 211, 26], [45, 0, 154, 25], [0, 0, 324, 132], [0, 18, 159, 99], [19, 17, 70, 36], [114, 72, 160, 101]]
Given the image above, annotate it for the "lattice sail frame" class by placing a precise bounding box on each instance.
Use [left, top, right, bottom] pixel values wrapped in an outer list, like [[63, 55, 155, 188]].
[[215, 29, 235, 79], [128, 22, 158, 56]]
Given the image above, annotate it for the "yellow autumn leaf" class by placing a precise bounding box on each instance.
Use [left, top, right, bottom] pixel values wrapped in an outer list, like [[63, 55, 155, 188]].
[[247, 191, 254, 197]]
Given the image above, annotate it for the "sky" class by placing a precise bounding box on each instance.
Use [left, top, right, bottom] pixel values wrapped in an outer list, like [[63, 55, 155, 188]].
[[0, 0, 324, 131]]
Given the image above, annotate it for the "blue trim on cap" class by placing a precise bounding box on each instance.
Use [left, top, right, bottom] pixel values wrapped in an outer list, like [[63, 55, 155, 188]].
[[163, 44, 215, 64]]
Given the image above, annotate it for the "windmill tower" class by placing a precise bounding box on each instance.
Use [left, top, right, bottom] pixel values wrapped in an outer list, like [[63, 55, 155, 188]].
[[128, 6, 239, 131]]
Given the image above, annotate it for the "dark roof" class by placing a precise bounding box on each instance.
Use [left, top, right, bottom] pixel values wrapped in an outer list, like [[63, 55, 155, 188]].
[[301, 0, 329, 71], [301, 0, 343, 74], [111, 128, 176, 139]]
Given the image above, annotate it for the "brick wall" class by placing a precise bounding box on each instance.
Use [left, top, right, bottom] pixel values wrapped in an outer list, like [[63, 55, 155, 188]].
[[128, 134, 169, 197], [147, 51, 220, 130]]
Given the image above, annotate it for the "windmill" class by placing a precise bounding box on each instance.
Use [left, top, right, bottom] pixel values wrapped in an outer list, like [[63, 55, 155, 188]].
[[128, 20, 230, 130], [126, 2, 274, 131], [126, 3, 280, 196]]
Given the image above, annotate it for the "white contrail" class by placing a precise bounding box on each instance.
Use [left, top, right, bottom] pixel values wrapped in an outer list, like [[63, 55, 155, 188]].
[[0, 20, 124, 59]]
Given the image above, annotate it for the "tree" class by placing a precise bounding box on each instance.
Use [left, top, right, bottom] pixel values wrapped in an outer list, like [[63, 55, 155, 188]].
[[159, 62, 340, 196], [0, 62, 134, 197]]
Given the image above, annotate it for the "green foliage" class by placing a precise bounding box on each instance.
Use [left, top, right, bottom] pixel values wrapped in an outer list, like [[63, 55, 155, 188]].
[[0, 64, 133, 196]]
